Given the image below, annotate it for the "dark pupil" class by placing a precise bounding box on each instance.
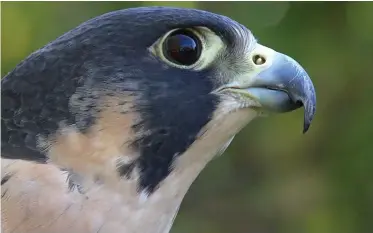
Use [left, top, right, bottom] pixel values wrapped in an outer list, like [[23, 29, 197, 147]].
[[164, 31, 200, 65]]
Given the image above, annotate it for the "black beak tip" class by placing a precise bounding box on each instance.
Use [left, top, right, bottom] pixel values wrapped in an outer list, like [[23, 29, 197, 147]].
[[302, 101, 316, 134], [303, 122, 310, 134]]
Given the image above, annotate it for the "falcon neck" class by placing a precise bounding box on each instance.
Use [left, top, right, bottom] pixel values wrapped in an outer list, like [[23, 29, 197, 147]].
[[72, 109, 256, 233], [116, 108, 257, 233]]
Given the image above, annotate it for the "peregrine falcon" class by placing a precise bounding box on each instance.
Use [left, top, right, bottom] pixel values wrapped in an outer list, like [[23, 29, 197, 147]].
[[1, 7, 316, 233]]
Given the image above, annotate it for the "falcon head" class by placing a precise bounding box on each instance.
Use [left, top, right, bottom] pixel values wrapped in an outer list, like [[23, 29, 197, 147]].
[[2, 7, 316, 197]]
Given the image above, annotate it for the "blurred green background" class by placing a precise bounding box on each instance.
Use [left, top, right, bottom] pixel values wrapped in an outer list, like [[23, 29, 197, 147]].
[[2, 2, 373, 233]]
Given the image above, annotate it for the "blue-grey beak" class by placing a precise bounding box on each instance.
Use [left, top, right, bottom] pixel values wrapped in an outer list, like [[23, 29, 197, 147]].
[[245, 51, 316, 133]]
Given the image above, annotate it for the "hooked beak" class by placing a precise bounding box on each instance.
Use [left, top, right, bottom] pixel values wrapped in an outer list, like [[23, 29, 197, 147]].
[[223, 44, 316, 133]]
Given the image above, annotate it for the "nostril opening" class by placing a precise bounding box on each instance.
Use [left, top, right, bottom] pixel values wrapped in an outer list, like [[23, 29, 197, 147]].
[[253, 55, 266, 65]]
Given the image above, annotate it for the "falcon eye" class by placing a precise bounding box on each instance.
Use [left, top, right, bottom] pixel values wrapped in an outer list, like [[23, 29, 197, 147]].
[[163, 30, 202, 66]]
